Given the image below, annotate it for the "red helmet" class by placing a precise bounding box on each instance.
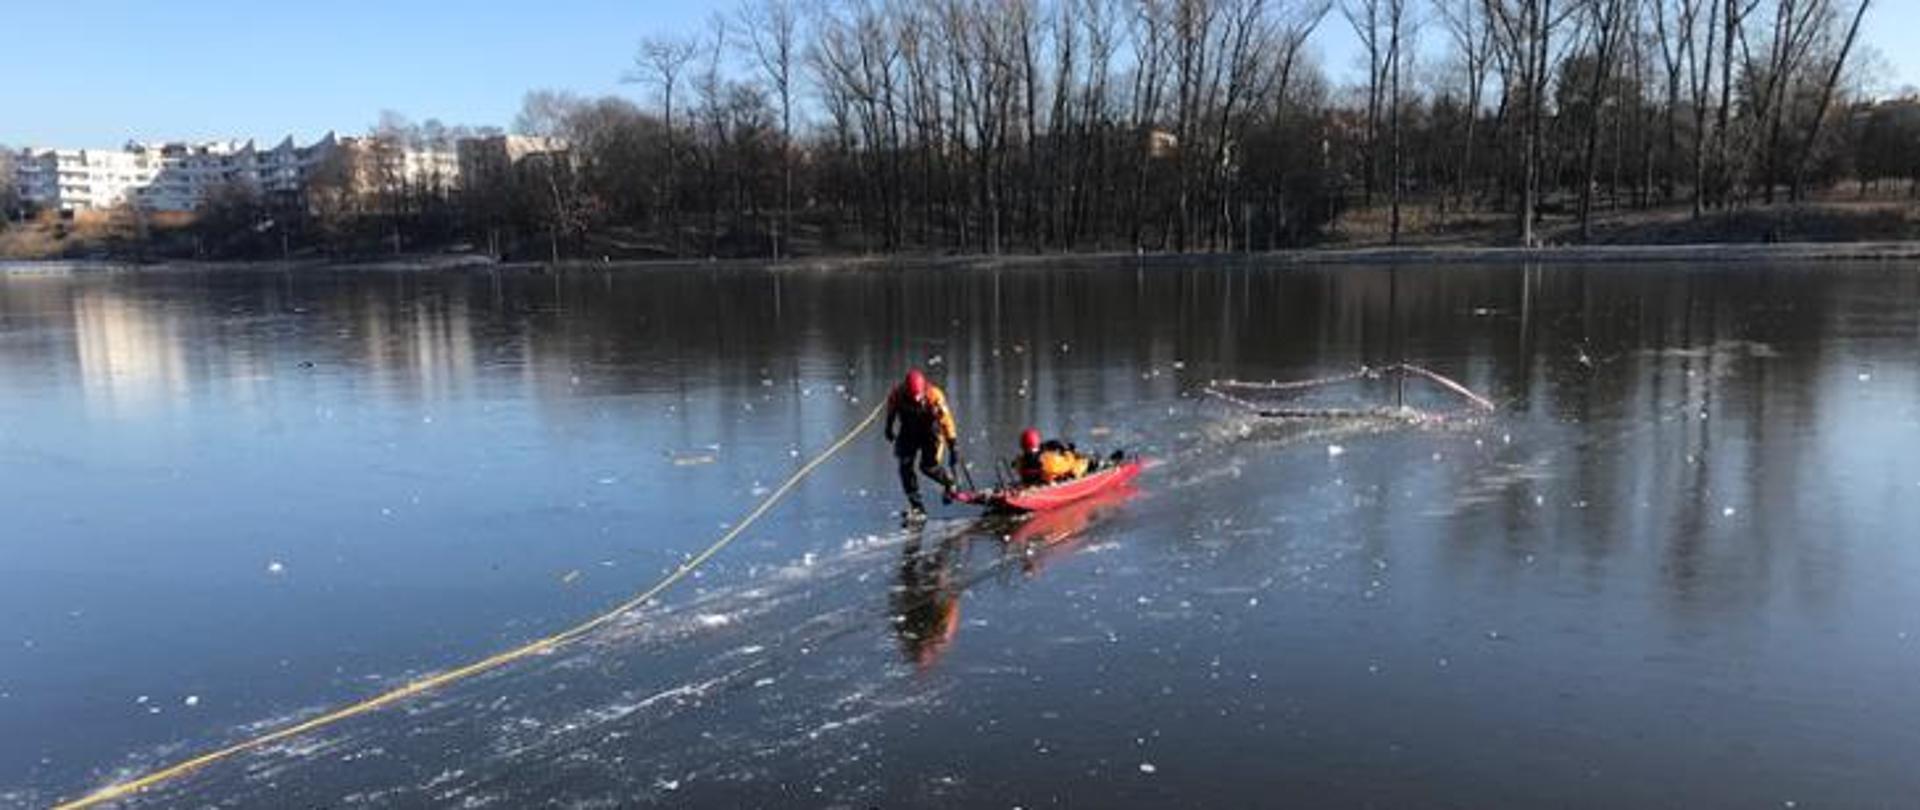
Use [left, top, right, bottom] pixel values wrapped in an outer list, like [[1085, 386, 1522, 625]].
[[1019, 428, 1042, 452], [904, 369, 929, 399]]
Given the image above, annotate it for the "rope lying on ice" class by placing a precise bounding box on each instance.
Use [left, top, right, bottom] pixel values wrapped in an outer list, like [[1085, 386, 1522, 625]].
[[1204, 364, 1497, 419], [53, 400, 889, 810], [1397, 363, 1498, 413]]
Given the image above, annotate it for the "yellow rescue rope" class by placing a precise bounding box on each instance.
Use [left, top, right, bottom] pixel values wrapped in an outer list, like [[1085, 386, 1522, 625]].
[[54, 400, 887, 810]]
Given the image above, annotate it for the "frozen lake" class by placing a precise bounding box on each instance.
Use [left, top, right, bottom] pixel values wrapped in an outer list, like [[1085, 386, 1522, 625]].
[[3, 259, 1918, 807]]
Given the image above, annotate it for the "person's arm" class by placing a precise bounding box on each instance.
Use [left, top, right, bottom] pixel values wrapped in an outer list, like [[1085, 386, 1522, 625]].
[[940, 404, 960, 467], [883, 389, 899, 441], [935, 389, 958, 442]]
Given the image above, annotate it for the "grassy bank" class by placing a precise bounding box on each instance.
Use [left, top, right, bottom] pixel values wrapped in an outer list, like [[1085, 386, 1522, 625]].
[[1324, 197, 1920, 249], [7, 198, 1918, 266]]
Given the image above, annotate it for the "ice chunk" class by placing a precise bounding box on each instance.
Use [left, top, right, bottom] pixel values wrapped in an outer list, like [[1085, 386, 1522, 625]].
[[266, 561, 285, 575], [183, 695, 200, 707], [672, 451, 718, 467], [1138, 763, 1157, 774], [1327, 444, 1346, 457]]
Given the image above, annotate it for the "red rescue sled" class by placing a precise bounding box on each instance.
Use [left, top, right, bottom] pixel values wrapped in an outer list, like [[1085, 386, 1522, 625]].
[[955, 457, 1145, 513]]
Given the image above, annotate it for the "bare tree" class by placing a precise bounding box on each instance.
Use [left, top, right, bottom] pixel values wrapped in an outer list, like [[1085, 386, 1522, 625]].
[[1683, 0, 1718, 217], [1708, 0, 1753, 209], [1649, 0, 1691, 204], [1342, 0, 1387, 208], [514, 89, 587, 137], [739, 0, 801, 259], [1436, 0, 1493, 212], [627, 35, 701, 254], [1575, 0, 1628, 241], [1383, 0, 1409, 243], [1486, 0, 1569, 245], [1747, 0, 1827, 203], [693, 14, 732, 256], [1791, 0, 1875, 201], [369, 111, 416, 253], [0, 148, 17, 223]]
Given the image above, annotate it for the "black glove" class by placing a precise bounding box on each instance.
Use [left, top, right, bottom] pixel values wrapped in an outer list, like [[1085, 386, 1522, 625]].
[[946, 443, 962, 467], [883, 426, 896, 442]]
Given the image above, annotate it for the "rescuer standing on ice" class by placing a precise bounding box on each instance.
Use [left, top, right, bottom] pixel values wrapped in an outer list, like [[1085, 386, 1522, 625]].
[[884, 368, 960, 522]]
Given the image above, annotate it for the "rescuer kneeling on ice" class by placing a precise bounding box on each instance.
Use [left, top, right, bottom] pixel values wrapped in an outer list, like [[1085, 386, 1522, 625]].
[[1011, 427, 1091, 486], [885, 369, 960, 521]]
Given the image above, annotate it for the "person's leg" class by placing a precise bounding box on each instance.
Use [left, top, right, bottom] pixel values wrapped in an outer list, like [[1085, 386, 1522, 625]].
[[920, 441, 957, 497], [895, 439, 924, 512]]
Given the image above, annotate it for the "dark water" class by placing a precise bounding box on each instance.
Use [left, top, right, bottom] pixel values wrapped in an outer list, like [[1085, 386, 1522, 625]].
[[2, 259, 1918, 808]]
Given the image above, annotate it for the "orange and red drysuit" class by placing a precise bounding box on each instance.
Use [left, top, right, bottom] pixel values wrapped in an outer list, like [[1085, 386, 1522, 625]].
[[885, 380, 959, 512], [1012, 440, 1090, 486]]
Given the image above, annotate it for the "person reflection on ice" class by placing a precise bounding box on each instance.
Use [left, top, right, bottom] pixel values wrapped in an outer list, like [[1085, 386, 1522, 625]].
[[891, 528, 965, 670]]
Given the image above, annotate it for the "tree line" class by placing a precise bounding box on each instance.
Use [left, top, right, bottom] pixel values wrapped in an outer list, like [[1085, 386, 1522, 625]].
[[502, 0, 1897, 258], [8, 0, 1912, 261]]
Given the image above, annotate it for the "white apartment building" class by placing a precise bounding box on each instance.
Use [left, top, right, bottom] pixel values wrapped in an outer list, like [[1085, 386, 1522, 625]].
[[12, 147, 159, 212], [10, 133, 461, 214]]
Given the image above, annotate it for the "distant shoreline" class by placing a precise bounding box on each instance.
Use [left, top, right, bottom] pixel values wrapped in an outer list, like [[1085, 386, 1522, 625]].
[[5, 239, 1919, 276]]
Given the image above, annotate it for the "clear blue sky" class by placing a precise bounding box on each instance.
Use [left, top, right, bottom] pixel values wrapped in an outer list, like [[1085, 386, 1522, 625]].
[[4, 0, 1915, 148]]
